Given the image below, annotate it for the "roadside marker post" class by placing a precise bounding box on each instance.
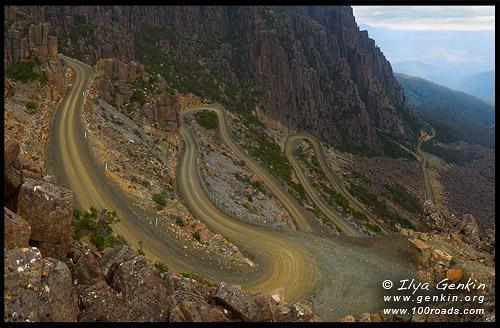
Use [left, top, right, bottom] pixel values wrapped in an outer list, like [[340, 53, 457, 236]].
[[105, 163, 107, 170], [156, 218, 158, 227]]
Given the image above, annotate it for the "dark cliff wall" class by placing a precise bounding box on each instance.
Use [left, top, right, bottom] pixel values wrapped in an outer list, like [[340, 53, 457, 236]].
[[6, 5, 421, 152]]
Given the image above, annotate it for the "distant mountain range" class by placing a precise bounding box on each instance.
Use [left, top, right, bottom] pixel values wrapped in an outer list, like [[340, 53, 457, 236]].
[[450, 71, 495, 104], [395, 73, 495, 149], [393, 63, 495, 104], [357, 24, 495, 104]]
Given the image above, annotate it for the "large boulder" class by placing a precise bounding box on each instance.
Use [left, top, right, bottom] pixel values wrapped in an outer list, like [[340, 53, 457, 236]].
[[4, 207, 31, 250], [110, 255, 169, 321], [4, 247, 43, 322], [167, 293, 228, 322], [4, 138, 20, 167], [77, 280, 129, 322], [446, 268, 463, 284], [17, 178, 74, 259], [408, 238, 432, 266], [99, 246, 137, 283], [4, 165, 22, 200], [211, 282, 273, 322], [69, 241, 106, 288], [38, 257, 79, 322]]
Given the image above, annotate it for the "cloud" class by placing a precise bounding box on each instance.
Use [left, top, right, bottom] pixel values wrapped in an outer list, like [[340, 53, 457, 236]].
[[423, 47, 487, 63], [352, 6, 495, 31]]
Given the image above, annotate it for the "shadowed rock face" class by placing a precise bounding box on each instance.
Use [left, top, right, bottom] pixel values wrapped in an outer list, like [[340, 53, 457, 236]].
[[5, 5, 417, 152]]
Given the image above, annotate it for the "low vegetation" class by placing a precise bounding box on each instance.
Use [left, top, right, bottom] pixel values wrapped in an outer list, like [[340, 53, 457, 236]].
[[194, 110, 218, 130], [152, 193, 167, 206], [72, 206, 126, 251], [347, 182, 416, 231], [352, 170, 371, 186], [180, 272, 217, 287], [6, 59, 47, 84], [383, 183, 423, 214], [153, 261, 168, 273], [25, 101, 38, 114]]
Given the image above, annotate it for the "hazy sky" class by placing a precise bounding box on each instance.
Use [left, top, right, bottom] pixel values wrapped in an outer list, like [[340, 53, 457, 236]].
[[351, 6, 495, 90], [352, 6, 495, 31]]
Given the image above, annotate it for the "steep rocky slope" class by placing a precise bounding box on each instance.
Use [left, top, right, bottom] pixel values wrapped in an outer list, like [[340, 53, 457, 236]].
[[5, 5, 421, 154]]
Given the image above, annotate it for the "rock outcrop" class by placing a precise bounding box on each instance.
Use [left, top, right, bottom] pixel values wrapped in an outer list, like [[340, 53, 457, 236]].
[[17, 178, 74, 259], [4, 6, 66, 100]]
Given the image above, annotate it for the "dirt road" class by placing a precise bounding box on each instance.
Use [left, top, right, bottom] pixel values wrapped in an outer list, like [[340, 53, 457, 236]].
[[285, 133, 389, 234], [417, 128, 436, 202]]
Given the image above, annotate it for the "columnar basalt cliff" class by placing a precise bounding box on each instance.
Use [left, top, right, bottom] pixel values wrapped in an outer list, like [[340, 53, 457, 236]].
[[4, 7, 66, 101], [6, 5, 419, 153]]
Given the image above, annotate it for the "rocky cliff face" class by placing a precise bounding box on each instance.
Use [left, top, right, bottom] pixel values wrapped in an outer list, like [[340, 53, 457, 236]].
[[6, 5, 419, 153], [4, 6, 66, 101]]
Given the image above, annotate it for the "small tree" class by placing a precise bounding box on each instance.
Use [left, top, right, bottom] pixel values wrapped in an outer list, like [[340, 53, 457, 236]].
[[136, 240, 145, 255], [72, 206, 123, 251], [192, 231, 201, 242]]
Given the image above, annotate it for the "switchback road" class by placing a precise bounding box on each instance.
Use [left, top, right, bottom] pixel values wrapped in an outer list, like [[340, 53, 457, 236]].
[[285, 133, 389, 234]]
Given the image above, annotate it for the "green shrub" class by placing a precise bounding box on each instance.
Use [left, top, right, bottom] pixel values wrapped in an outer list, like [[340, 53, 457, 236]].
[[192, 231, 201, 241], [352, 210, 368, 222], [25, 101, 37, 114], [6, 60, 43, 83], [130, 90, 146, 105], [153, 261, 168, 273], [366, 223, 382, 233], [153, 193, 167, 206], [352, 171, 372, 186], [194, 110, 218, 130], [71, 206, 124, 251], [136, 240, 145, 255]]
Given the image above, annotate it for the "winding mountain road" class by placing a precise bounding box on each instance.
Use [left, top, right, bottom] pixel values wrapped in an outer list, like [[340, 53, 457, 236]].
[[182, 106, 320, 234], [284, 134, 361, 236], [45, 57, 417, 311], [285, 133, 389, 234], [45, 57, 220, 275], [46, 58, 318, 302]]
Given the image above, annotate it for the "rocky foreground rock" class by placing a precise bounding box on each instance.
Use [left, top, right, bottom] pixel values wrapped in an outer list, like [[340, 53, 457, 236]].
[[3, 137, 320, 322]]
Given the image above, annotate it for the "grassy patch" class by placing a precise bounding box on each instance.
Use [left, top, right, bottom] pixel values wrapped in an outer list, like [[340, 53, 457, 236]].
[[25, 101, 37, 114], [347, 182, 417, 231]]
